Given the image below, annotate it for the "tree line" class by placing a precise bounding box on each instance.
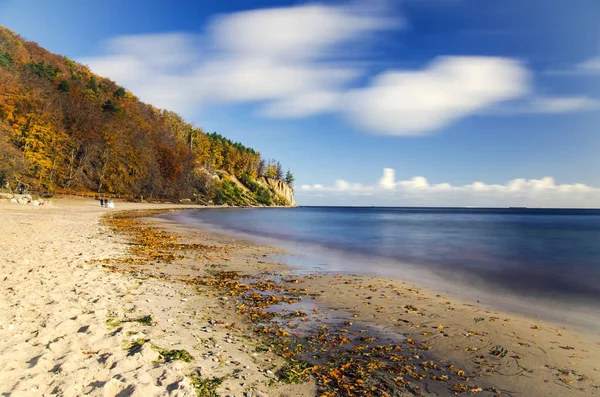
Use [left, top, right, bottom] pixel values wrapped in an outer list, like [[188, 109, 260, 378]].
[[0, 26, 294, 202]]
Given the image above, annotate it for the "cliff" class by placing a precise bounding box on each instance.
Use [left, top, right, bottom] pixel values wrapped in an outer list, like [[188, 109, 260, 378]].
[[257, 177, 296, 207], [209, 172, 295, 207]]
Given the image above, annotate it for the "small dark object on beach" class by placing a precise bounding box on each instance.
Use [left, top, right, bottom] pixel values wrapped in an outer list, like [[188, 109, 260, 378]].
[[188, 374, 223, 397], [153, 347, 194, 363], [133, 314, 154, 326], [490, 345, 509, 358]]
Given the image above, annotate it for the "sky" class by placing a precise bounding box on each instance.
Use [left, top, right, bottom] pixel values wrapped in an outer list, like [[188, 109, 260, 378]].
[[1, 0, 599, 207]]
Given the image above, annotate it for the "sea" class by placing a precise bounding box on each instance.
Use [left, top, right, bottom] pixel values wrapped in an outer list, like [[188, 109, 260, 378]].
[[163, 207, 600, 331]]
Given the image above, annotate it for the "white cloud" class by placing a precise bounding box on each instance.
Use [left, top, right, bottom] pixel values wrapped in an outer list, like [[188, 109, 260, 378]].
[[529, 96, 600, 113], [259, 90, 342, 118], [379, 168, 396, 189], [398, 176, 430, 190], [209, 4, 393, 60], [576, 56, 600, 74], [298, 169, 600, 208], [197, 60, 357, 105], [335, 179, 351, 191], [79, 2, 594, 135], [106, 33, 198, 69], [488, 95, 600, 116], [343, 56, 530, 135], [547, 56, 600, 76], [81, 55, 147, 84], [80, 3, 395, 117]]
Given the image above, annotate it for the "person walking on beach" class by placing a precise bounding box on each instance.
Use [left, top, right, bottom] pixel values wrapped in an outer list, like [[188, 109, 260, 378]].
[[100, 198, 104, 207], [19, 183, 24, 194]]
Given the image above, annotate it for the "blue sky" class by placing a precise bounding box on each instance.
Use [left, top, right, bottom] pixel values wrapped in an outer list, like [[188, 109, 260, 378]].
[[1, 0, 599, 206]]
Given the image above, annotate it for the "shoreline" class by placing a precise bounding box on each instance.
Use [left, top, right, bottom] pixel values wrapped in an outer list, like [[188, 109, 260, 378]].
[[1, 199, 599, 396], [148, 207, 600, 395], [161, 209, 600, 334]]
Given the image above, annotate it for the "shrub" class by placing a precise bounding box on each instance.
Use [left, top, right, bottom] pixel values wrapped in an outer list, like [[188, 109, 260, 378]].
[[101, 99, 121, 113], [57, 79, 70, 92], [114, 86, 126, 98], [0, 51, 13, 68], [26, 61, 59, 80]]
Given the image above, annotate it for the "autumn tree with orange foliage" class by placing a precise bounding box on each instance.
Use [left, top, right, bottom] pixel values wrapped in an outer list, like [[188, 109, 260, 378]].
[[0, 26, 290, 204]]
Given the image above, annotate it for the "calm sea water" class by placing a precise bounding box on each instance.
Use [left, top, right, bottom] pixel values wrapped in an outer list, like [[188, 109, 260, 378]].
[[165, 207, 600, 329]]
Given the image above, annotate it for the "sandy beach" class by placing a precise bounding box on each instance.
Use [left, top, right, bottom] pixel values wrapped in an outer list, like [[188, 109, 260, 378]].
[[1, 198, 599, 396]]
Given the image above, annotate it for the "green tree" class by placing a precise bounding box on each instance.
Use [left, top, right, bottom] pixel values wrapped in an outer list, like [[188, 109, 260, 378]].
[[101, 99, 120, 113], [86, 75, 98, 92], [285, 169, 294, 187], [26, 61, 59, 80], [0, 51, 13, 68], [57, 80, 70, 92], [113, 86, 126, 98]]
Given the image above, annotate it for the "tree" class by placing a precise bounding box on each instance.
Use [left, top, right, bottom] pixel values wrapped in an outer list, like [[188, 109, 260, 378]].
[[86, 75, 98, 92], [285, 169, 294, 187], [113, 86, 126, 98], [209, 142, 224, 170], [194, 133, 211, 166], [86, 75, 99, 98], [0, 51, 13, 68], [275, 161, 283, 180], [0, 121, 27, 188], [101, 99, 120, 113], [26, 61, 59, 80], [256, 158, 266, 177], [266, 160, 277, 179], [57, 80, 70, 92]]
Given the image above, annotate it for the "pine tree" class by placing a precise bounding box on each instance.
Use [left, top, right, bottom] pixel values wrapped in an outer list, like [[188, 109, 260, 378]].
[[57, 80, 70, 92], [285, 169, 294, 186], [113, 86, 126, 98]]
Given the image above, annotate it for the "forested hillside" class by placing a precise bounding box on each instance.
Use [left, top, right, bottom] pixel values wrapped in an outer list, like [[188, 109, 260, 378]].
[[0, 26, 294, 206]]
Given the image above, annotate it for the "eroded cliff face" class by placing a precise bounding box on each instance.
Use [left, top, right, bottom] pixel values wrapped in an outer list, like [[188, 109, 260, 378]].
[[257, 177, 296, 207]]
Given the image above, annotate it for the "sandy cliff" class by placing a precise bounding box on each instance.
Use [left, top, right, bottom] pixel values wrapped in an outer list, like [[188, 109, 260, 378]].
[[257, 177, 296, 206]]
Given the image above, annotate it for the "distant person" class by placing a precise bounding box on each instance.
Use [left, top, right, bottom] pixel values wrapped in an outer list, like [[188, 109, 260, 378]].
[[19, 184, 24, 194], [100, 198, 104, 207]]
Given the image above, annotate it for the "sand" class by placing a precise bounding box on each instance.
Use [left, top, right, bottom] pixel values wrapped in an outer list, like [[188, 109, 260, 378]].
[[1, 198, 599, 396]]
